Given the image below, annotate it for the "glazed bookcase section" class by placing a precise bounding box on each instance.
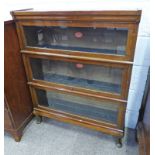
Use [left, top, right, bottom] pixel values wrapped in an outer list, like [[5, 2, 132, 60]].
[[19, 23, 137, 61], [23, 26, 128, 56], [11, 10, 141, 61], [30, 85, 126, 127], [22, 53, 131, 99]]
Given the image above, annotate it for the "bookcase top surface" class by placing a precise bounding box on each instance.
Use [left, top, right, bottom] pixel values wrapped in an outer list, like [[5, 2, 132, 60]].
[[11, 9, 141, 23]]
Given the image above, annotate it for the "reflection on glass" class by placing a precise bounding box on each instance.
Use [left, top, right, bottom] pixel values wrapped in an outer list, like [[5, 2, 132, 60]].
[[30, 58, 123, 94], [36, 89, 119, 124], [24, 26, 128, 55]]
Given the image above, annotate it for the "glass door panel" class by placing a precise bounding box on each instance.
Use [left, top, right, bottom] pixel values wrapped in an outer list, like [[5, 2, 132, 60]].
[[30, 57, 123, 94], [35, 88, 119, 124], [23, 26, 128, 56]]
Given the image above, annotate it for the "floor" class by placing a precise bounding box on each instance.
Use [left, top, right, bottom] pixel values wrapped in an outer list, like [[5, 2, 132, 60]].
[[4, 118, 139, 155]]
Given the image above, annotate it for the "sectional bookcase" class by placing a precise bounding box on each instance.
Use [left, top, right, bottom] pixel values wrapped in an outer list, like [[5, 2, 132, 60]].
[[11, 10, 141, 147]]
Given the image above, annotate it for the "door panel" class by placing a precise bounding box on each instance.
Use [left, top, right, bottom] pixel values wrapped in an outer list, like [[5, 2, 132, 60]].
[[22, 54, 131, 99], [23, 26, 128, 56], [33, 87, 124, 125]]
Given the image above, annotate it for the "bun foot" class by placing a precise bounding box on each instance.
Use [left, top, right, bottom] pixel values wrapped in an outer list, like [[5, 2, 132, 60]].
[[115, 138, 122, 148], [36, 115, 42, 124]]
